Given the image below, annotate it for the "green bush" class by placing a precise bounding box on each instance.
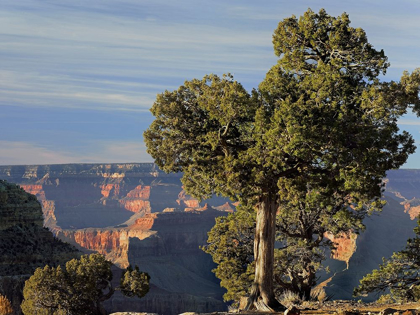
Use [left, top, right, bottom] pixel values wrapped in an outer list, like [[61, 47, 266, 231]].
[[21, 254, 150, 315]]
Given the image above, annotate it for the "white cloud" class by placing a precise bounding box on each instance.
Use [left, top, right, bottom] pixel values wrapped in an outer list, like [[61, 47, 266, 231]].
[[2, 0, 420, 167]]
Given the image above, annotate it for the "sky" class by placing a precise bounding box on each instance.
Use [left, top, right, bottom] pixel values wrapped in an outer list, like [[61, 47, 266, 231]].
[[1, 0, 420, 167]]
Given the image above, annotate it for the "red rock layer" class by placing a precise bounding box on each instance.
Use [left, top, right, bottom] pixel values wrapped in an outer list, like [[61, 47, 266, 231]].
[[177, 190, 200, 208], [126, 185, 150, 199], [41, 200, 57, 228], [100, 184, 120, 198], [20, 185, 46, 200], [119, 199, 151, 213], [20, 185, 58, 230], [185, 203, 213, 212], [59, 227, 154, 268], [134, 213, 158, 230], [118, 185, 152, 213], [325, 231, 357, 268], [214, 202, 235, 213], [402, 202, 420, 220]]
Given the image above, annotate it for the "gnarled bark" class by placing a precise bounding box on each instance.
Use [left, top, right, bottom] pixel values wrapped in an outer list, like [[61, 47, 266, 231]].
[[245, 194, 285, 312]]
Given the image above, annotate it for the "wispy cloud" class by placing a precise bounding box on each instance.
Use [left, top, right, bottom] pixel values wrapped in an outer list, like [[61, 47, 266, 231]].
[[0, 141, 79, 165], [2, 1, 420, 166], [0, 140, 152, 165], [0, 1, 277, 112], [93, 141, 153, 163]]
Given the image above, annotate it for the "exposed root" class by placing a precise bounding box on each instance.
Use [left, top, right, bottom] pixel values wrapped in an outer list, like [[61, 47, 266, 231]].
[[244, 284, 285, 312]]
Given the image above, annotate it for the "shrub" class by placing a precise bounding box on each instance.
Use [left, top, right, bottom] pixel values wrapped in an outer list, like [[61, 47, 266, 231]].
[[21, 254, 150, 315], [0, 294, 13, 315]]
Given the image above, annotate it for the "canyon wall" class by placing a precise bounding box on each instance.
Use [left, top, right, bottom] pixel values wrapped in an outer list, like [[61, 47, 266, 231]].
[[0, 164, 231, 314], [1, 164, 420, 310]]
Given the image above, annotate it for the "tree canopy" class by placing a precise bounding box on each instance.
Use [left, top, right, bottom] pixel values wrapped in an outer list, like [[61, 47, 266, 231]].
[[145, 8, 420, 311], [21, 254, 150, 315], [354, 218, 420, 302]]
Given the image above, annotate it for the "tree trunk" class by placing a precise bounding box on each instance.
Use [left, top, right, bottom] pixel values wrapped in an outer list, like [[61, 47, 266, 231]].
[[301, 283, 312, 301], [245, 194, 284, 311]]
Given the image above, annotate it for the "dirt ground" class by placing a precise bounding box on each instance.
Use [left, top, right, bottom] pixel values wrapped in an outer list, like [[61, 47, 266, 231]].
[[197, 301, 420, 315], [110, 301, 420, 315]]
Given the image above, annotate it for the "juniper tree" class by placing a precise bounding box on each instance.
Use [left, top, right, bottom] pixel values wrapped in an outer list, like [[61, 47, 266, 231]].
[[21, 254, 150, 315], [144, 8, 420, 311], [203, 200, 346, 304]]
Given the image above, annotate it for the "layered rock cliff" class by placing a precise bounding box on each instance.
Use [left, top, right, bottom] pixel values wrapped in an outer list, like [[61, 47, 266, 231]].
[[57, 226, 155, 268], [2, 164, 419, 310], [104, 207, 228, 314], [324, 231, 357, 268], [0, 164, 230, 314]]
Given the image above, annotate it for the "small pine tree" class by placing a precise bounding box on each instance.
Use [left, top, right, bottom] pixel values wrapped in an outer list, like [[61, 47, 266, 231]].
[[0, 294, 13, 315], [120, 265, 150, 298]]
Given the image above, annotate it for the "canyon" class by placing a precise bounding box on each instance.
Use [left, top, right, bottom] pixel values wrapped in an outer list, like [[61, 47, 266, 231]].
[[0, 164, 231, 314], [0, 164, 419, 313]]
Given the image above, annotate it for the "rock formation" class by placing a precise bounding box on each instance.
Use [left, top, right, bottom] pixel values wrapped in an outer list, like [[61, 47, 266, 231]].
[[0, 164, 231, 314], [1, 164, 420, 311], [104, 207, 228, 314], [324, 231, 357, 269], [403, 200, 420, 220]]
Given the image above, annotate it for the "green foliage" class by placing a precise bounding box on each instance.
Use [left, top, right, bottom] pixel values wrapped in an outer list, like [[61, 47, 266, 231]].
[[120, 265, 150, 298], [354, 218, 420, 302], [203, 205, 330, 303], [21, 254, 150, 315], [144, 73, 257, 203], [145, 8, 420, 306], [202, 207, 255, 302], [21, 265, 69, 315]]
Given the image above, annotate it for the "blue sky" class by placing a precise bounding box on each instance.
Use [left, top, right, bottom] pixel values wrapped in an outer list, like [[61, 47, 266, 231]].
[[1, 1, 420, 167]]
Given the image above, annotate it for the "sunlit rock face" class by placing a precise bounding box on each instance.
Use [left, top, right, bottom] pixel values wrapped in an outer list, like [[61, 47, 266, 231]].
[[105, 206, 229, 314], [324, 231, 357, 268], [0, 164, 165, 230]]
